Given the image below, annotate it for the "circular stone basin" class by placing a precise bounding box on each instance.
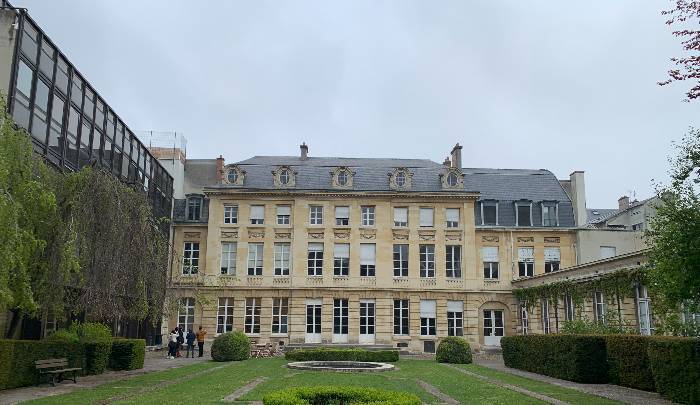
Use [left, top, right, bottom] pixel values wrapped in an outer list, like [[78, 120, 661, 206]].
[[286, 361, 395, 372]]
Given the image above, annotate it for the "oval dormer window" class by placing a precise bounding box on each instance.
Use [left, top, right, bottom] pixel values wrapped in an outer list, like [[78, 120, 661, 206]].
[[279, 169, 291, 185], [337, 170, 349, 186], [227, 168, 238, 184], [447, 172, 458, 187]]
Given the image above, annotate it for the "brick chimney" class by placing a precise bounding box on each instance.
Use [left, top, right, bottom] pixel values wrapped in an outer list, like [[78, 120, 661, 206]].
[[450, 143, 462, 168], [443, 157, 451, 167], [216, 155, 225, 183], [300, 142, 309, 160], [618, 196, 630, 210]]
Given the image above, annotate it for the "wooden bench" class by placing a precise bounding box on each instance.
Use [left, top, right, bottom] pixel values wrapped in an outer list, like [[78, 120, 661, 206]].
[[35, 358, 81, 386]]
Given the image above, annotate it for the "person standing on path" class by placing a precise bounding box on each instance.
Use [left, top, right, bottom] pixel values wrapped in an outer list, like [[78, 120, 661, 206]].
[[167, 329, 178, 359], [196, 326, 207, 357], [185, 329, 196, 358], [176, 326, 184, 358]]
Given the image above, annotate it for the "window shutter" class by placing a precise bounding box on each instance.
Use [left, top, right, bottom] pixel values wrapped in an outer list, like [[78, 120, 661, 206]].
[[419, 208, 434, 226], [250, 205, 265, 220], [544, 247, 561, 261], [482, 246, 499, 262], [447, 300, 463, 312], [518, 247, 534, 260], [394, 207, 408, 223], [446, 208, 459, 222], [276, 206, 291, 216], [308, 243, 324, 252], [335, 206, 349, 218], [333, 244, 349, 258], [420, 300, 436, 318], [360, 244, 376, 265]]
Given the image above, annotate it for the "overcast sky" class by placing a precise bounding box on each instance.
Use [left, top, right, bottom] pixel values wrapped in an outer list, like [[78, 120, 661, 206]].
[[14, 1, 697, 207]]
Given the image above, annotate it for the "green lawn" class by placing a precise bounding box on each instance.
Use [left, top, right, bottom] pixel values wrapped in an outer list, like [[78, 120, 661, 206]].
[[25, 358, 621, 405]]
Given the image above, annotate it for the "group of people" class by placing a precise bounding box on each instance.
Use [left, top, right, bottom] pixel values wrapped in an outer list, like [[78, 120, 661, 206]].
[[167, 326, 207, 359]]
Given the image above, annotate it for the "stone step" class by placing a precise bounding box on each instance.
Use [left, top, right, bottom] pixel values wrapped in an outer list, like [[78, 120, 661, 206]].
[[284, 343, 397, 352]]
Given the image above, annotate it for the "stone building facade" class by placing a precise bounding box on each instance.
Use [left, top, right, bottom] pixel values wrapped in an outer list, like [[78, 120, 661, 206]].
[[164, 144, 583, 352]]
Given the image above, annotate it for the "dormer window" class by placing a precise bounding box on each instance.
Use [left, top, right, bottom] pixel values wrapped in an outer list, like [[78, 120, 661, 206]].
[[481, 201, 498, 226], [447, 172, 458, 187], [389, 168, 413, 190], [440, 167, 464, 190], [272, 166, 296, 188], [227, 169, 238, 184], [337, 170, 349, 186], [396, 172, 406, 186], [515, 201, 532, 227], [331, 167, 355, 189], [541, 202, 559, 226], [186, 196, 202, 221], [279, 169, 291, 185], [224, 165, 245, 186]]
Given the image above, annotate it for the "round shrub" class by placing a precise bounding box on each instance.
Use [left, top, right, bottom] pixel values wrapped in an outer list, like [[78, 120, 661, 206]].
[[436, 336, 472, 364], [211, 331, 250, 362], [263, 386, 421, 405]]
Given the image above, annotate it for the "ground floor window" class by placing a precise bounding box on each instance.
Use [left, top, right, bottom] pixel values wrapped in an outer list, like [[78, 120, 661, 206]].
[[333, 299, 348, 336], [636, 285, 652, 336], [178, 297, 195, 332], [245, 298, 261, 334], [272, 298, 288, 334], [518, 301, 528, 335], [564, 294, 575, 321], [394, 299, 409, 335], [447, 300, 463, 336], [217, 297, 234, 334], [541, 299, 550, 334], [420, 300, 436, 336], [594, 291, 606, 324]]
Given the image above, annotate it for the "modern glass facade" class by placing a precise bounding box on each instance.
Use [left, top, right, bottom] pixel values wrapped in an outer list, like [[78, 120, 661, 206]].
[[1, 2, 173, 221]]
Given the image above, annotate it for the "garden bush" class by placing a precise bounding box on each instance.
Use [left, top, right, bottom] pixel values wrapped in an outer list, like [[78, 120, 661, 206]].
[[501, 335, 608, 383], [284, 348, 399, 362], [605, 335, 654, 391], [83, 341, 112, 375], [436, 336, 472, 364], [263, 386, 421, 405], [109, 339, 145, 370], [0, 339, 84, 390], [647, 336, 700, 404], [211, 331, 250, 362]]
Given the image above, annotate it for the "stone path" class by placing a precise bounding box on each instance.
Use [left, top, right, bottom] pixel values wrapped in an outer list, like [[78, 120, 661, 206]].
[[0, 352, 212, 405], [415, 379, 460, 405], [472, 356, 672, 405], [443, 364, 568, 405], [222, 377, 268, 402]]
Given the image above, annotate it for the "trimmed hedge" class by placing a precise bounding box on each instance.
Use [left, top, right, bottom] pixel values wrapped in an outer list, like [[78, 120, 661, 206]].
[[211, 331, 250, 362], [109, 339, 145, 371], [83, 341, 112, 375], [501, 335, 608, 383], [605, 335, 654, 391], [285, 348, 399, 363], [436, 336, 472, 364], [263, 386, 421, 405], [0, 339, 84, 390], [647, 337, 700, 404]]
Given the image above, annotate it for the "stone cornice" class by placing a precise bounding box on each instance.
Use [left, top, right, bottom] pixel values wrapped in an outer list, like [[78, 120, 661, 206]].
[[202, 188, 480, 200]]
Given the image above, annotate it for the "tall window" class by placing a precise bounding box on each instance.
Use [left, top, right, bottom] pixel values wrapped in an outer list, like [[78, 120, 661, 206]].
[[446, 245, 462, 278], [600, 246, 617, 259], [335, 206, 349, 226], [544, 247, 561, 273], [445, 208, 459, 228], [636, 285, 652, 335], [333, 244, 350, 276], [220, 242, 237, 275], [250, 205, 265, 225], [564, 294, 575, 321], [183, 242, 199, 275], [518, 247, 534, 277], [541, 299, 550, 334], [519, 301, 529, 335], [516, 202, 532, 227], [178, 297, 195, 332], [245, 298, 260, 334], [542, 203, 558, 226], [360, 244, 376, 277], [393, 244, 409, 277], [274, 243, 291, 276], [31, 79, 49, 143], [361, 206, 375, 226], [307, 243, 324, 276], [217, 297, 234, 333], [481, 201, 498, 225], [224, 204, 238, 224], [393, 299, 409, 335], [419, 207, 434, 227], [594, 291, 606, 324], [272, 298, 289, 334], [276, 205, 291, 225], [309, 205, 323, 225], [393, 207, 408, 227], [420, 244, 435, 278], [186, 197, 202, 221], [420, 300, 436, 336], [447, 301, 464, 336], [247, 243, 263, 276], [482, 246, 499, 279], [333, 299, 349, 336]]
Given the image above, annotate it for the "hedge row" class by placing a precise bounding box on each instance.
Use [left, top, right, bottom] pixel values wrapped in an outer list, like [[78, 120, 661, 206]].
[[647, 337, 700, 404], [109, 339, 146, 371], [605, 335, 655, 391], [285, 348, 399, 363], [501, 335, 608, 383], [263, 386, 421, 405]]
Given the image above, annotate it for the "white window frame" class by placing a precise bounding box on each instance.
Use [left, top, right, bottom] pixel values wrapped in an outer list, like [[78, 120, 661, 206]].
[[393, 207, 408, 227], [272, 298, 289, 335], [544, 247, 561, 273], [309, 205, 323, 225], [178, 297, 195, 332], [445, 208, 460, 228], [594, 291, 606, 324], [447, 301, 464, 336], [519, 301, 529, 335], [335, 206, 350, 226], [541, 299, 550, 334], [223, 204, 238, 224], [333, 298, 349, 337], [360, 243, 376, 277], [250, 205, 265, 225], [393, 244, 409, 278], [481, 201, 499, 226], [482, 246, 499, 279], [393, 299, 409, 336], [541, 202, 559, 226], [274, 242, 291, 276], [419, 244, 435, 278], [247, 243, 263, 276], [276, 205, 291, 225], [183, 242, 199, 275], [419, 207, 434, 227], [564, 294, 575, 321], [446, 245, 462, 278], [217, 297, 234, 334], [220, 242, 237, 275], [244, 297, 260, 334], [515, 201, 533, 227], [420, 300, 437, 336], [636, 285, 652, 335], [518, 247, 534, 277], [361, 206, 375, 226], [186, 196, 202, 221], [307, 243, 324, 276], [333, 243, 350, 277]]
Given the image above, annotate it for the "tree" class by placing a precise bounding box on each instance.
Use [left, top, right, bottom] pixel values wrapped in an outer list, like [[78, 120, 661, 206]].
[[659, 1, 700, 102], [646, 127, 700, 333]]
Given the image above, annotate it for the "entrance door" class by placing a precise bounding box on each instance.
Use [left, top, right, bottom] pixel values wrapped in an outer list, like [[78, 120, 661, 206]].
[[305, 299, 322, 343], [333, 299, 349, 343], [359, 300, 375, 344], [483, 309, 504, 346]]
